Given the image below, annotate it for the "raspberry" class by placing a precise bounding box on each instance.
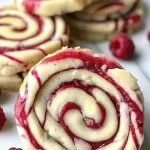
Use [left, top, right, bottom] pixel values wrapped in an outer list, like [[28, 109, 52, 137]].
[[0, 107, 6, 130], [109, 34, 135, 60], [147, 31, 150, 41], [9, 148, 22, 150]]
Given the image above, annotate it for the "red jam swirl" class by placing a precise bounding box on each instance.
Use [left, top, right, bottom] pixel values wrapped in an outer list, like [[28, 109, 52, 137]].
[[0, 15, 53, 53], [96, 2, 124, 12]]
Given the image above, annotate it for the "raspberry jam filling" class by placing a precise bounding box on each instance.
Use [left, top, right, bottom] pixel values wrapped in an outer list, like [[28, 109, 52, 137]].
[[23, 0, 41, 13], [54, 82, 118, 150], [16, 86, 44, 150], [15, 49, 143, 149], [59, 102, 113, 150], [123, 15, 141, 31]]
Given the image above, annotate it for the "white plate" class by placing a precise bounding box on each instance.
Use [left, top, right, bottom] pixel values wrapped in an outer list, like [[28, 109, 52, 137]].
[[0, 0, 150, 150]]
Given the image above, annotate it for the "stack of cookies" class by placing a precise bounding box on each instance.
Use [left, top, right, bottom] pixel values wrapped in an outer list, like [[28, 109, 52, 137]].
[[0, 2, 69, 90], [65, 0, 144, 41], [0, 0, 144, 91]]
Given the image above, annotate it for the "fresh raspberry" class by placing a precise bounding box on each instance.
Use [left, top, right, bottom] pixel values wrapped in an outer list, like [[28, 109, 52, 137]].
[[9, 148, 22, 150], [147, 31, 150, 41], [0, 107, 6, 130], [109, 34, 135, 60]]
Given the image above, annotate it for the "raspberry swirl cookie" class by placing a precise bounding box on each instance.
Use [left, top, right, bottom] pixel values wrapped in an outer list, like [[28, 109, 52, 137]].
[[15, 47, 144, 150], [15, 0, 99, 17], [65, 0, 144, 41], [0, 5, 69, 90]]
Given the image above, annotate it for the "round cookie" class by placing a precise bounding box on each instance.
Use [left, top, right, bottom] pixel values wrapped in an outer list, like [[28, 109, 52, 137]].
[[0, 5, 69, 90], [15, 47, 144, 150], [65, 0, 144, 41], [15, 0, 99, 17]]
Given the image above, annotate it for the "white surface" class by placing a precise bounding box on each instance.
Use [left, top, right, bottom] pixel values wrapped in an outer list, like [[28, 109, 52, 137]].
[[0, 0, 150, 150]]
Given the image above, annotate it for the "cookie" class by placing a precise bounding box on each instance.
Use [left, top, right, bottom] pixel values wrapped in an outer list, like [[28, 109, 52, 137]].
[[15, 47, 144, 150], [0, 71, 28, 91], [0, 5, 69, 90], [65, 0, 144, 41], [0, 75, 22, 91], [15, 0, 99, 17], [0, 107, 7, 130]]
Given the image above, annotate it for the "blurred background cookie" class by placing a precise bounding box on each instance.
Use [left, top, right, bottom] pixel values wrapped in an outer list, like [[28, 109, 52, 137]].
[[65, 0, 144, 41], [15, 0, 99, 16]]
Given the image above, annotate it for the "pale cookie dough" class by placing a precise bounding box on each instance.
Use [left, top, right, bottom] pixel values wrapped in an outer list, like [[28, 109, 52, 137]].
[[0, 5, 69, 90], [65, 0, 144, 41], [15, 47, 144, 150], [15, 0, 99, 17], [0, 71, 28, 91], [0, 74, 22, 91]]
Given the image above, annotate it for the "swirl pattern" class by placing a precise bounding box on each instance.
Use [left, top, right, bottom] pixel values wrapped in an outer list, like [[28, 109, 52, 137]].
[[0, 5, 69, 76], [73, 0, 137, 21], [15, 0, 99, 16], [15, 47, 144, 150], [65, 0, 143, 41]]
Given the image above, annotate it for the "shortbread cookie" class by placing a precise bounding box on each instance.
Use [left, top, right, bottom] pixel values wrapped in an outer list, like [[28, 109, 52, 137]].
[[0, 71, 28, 91], [15, 0, 99, 17], [0, 5, 69, 77], [15, 47, 144, 150], [0, 74, 22, 91], [148, 31, 150, 41], [65, 0, 143, 41]]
